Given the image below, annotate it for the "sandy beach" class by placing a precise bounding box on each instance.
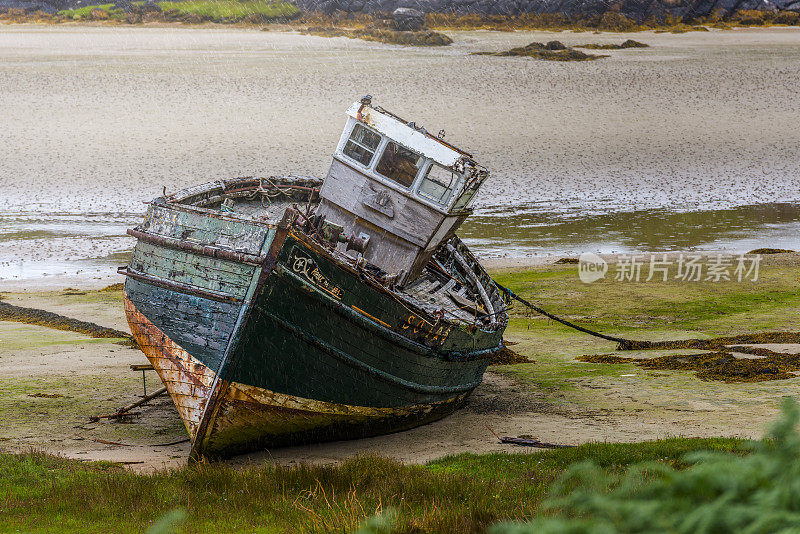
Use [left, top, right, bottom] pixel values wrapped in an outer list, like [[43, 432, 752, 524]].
[[1, 25, 800, 287]]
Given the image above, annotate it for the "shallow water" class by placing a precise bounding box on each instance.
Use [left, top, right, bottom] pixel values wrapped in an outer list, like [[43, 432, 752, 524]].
[[1, 26, 799, 284]]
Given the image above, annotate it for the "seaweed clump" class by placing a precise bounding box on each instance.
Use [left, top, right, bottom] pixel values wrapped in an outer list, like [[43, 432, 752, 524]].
[[474, 41, 607, 61], [490, 342, 533, 365], [579, 351, 795, 382], [578, 331, 800, 383], [0, 301, 132, 341], [577, 39, 649, 49], [303, 27, 453, 46], [747, 248, 795, 255], [100, 282, 125, 292]]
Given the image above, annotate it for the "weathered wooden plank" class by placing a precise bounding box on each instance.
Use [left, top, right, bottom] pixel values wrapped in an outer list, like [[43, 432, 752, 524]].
[[132, 241, 255, 281], [131, 241, 254, 287], [130, 243, 253, 298], [139, 204, 272, 255], [126, 291, 239, 329], [125, 278, 241, 370]]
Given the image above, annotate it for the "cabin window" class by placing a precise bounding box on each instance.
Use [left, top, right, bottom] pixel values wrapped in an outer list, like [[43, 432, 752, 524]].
[[375, 141, 422, 188], [452, 186, 478, 211], [343, 123, 381, 167], [418, 164, 458, 205]]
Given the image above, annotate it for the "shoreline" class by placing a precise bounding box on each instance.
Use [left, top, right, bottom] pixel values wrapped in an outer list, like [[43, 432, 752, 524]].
[[1, 248, 794, 293]]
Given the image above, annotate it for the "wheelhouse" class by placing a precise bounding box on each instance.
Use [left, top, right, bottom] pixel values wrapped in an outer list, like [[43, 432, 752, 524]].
[[317, 96, 490, 285]]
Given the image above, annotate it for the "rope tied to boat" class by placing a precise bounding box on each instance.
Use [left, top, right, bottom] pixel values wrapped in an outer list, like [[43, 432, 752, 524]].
[[496, 284, 643, 350]]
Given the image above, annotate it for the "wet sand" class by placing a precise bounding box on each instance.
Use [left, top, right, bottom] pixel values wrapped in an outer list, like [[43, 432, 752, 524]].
[[2, 25, 800, 471], [1, 26, 800, 285]]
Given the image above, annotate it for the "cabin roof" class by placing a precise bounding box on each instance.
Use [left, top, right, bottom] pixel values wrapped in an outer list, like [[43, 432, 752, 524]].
[[345, 101, 474, 170]]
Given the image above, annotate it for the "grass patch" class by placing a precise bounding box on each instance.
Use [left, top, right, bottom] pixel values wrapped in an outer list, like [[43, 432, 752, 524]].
[[496, 399, 800, 533], [156, 0, 299, 21], [57, 3, 124, 20], [57, 0, 299, 23], [0, 437, 747, 532]]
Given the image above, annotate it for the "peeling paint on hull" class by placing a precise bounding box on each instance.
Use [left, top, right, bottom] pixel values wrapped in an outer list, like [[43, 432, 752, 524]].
[[199, 381, 468, 457], [125, 287, 468, 457], [120, 177, 507, 459], [123, 290, 214, 439]]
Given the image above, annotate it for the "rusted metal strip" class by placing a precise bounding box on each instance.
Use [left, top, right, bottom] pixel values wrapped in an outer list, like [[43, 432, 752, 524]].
[[127, 228, 265, 265], [118, 267, 242, 304]]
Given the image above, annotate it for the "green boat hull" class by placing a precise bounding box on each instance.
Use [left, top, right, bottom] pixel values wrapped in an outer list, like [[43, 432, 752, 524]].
[[122, 178, 506, 459]]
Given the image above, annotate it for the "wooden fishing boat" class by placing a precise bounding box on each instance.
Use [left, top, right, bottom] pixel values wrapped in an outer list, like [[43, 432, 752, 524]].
[[120, 97, 510, 459]]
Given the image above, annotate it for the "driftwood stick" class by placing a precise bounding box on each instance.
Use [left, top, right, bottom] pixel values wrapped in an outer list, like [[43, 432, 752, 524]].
[[498, 436, 572, 449], [90, 438, 132, 447], [487, 425, 572, 449], [153, 438, 191, 447], [89, 386, 168, 422]]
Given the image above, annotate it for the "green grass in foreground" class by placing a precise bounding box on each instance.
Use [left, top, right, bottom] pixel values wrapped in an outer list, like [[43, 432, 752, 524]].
[[494, 398, 800, 533], [0, 438, 747, 533]]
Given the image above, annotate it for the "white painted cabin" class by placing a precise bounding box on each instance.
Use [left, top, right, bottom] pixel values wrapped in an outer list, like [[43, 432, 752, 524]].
[[317, 97, 490, 285]]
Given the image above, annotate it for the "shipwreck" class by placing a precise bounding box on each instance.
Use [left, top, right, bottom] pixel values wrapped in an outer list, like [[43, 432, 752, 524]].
[[120, 96, 510, 459]]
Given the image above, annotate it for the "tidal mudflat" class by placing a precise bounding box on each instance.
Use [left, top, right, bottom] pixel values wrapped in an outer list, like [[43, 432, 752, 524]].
[[2, 253, 800, 473], [1, 26, 799, 287]]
